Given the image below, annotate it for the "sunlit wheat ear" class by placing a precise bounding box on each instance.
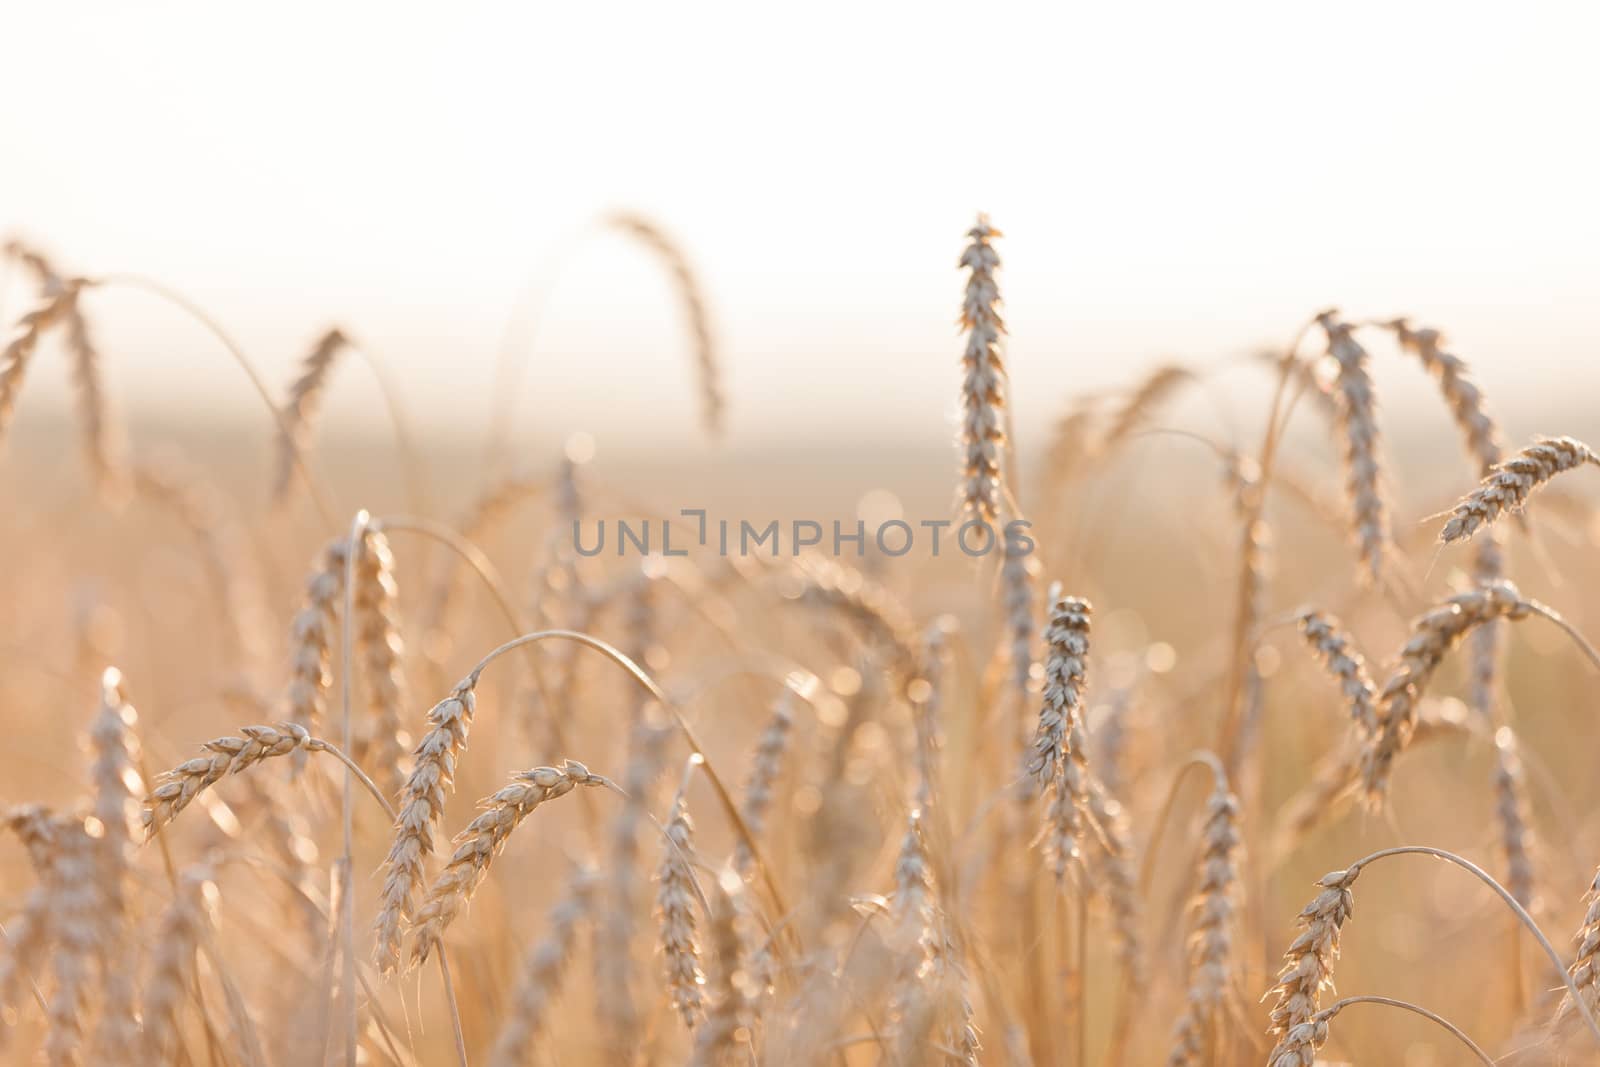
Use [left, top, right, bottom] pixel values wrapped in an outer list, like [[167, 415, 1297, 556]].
[[1166, 771, 1243, 1066], [1563, 866, 1600, 1024], [142, 866, 216, 1064], [0, 806, 61, 1014], [688, 872, 752, 1067], [45, 818, 97, 1067], [272, 326, 348, 505], [794, 556, 922, 685], [353, 528, 408, 796], [409, 760, 611, 968], [1316, 310, 1391, 585], [142, 722, 339, 834], [1440, 436, 1600, 544], [607, 213, 725, 437], [88, 669, 142, 1060], [1493, 727, 1539, 913], [657, 789, 705, 1028], [1387, 319, 1504, 476], [487, 865, 600, 1067], [375, 681, 476, 974], [1087, 775, 1145, 992], [0, 283, 81, 444], [1265, 865, 1359, 1054], [733, 690, 794, 876], [1362, 581, 1537, 804], [284, 537, 348, 773], [1028, 586, 1093, 880], [957, 213, 1007, 524], [1295, 609, 1378, 733]]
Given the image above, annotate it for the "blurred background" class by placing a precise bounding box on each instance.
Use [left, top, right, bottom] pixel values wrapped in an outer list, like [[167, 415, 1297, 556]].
[[2, 1, 1597, 460]]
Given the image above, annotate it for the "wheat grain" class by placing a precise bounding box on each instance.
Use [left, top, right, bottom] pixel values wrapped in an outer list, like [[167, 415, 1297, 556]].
[[1440, 436, 1599, 544], [1316, 310, 1391, 584], [409, 760, 610, 967], [958, 213, 1007, 524], [1265, 866, 1359, 1051], [1295, 609, 1378, 733]]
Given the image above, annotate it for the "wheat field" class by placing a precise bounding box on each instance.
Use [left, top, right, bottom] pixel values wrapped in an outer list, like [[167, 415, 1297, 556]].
[[3, 218, 1600, 1067]]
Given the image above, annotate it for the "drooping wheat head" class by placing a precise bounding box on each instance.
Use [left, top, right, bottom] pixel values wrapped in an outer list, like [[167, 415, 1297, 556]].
[[1316, 310, 1391, 585], [272, 327, 348, 504], [1440, 436, 1599, 544], [1295, 609, 1378, 733]]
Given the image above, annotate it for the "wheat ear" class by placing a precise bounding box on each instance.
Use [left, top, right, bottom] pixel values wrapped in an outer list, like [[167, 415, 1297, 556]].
[[486, 865, 599, 1067], [957, 213, 1007, 523], [0, 284, 81, 443], [285, 537, 349, 771], [1028, 586, 1093, 880], [1387, 319, 1504, 475], [1295, 609, 1378, 733], [687, 872, 751, 1067], [732, 690, 794, 876], [88, 669, 141, 1060], [375, 681, 476, 974], [44, 819, 96, 1067], [1493, 727, 1539, 913], [1440, 436, 1600, 544], [0, 805, 61, 1013], [272, 327, 348, 504], [1165, 767, 1242, 1066], [1264, 866, 1359, 1051], [409, 760, 612, 968], [657, 778, 706, 1028], [142, 866, 215, 1064], [607, 213, 725, 437], [353, 527, 409, 796], [1316, 310, 1391, 584]]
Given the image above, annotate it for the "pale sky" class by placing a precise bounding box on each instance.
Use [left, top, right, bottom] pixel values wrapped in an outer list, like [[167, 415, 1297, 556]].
[[2, 2, 1596, 452]]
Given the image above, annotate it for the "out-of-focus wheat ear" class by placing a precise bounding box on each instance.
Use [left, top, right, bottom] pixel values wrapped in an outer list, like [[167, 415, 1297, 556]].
[[0, 282, 82, 445], [0, 805, 61, 1018], [353, 528, 409, 796], [657, 781, 705, 1029], [687, 870, 752, 1067], [607, 213, 725, 437], [44, 818, 97, 1067], [1295, 609, 1379, 733], [1315, 310, 1391, 585], [1387, 319, 1504, 476], [1362, 582, 1535, 805], [374, 680, 476, 975], [794, 556, 923, 688], [1086, 775, 1145, 994], [408, 761, 611, 968], [1165, 766, 1243, 1066], [1094, 363, 1193, 457], [57, 283, 130, 503], [284, 537, 348, 773], [1440, 436, 1600, 544], [957, 213, 1007, 524], [142, 866, 217, 1064], [272, 327, 348, 505], [487, 864, 600, 1067], [1264, 865, 1359, 1051], [1493, 728, 1539, 914], [88, 669, 142, 1061], [1000, 524, 1039, 700], [1028, 586, 1094, 882], [733, 689, 794, 876]]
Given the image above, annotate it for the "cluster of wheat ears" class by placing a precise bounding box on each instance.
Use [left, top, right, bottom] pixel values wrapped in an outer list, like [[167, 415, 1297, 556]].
[[2, 217, 1600, 1067]]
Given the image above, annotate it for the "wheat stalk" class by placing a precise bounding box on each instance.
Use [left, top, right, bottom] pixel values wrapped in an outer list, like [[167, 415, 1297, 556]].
[[958, 213, 1007, 524], [408, 760, 611, 968], [1000, 528, 1038, 699], [1316, 310, 1391, 584], [1440, 436, 1599, 544]]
